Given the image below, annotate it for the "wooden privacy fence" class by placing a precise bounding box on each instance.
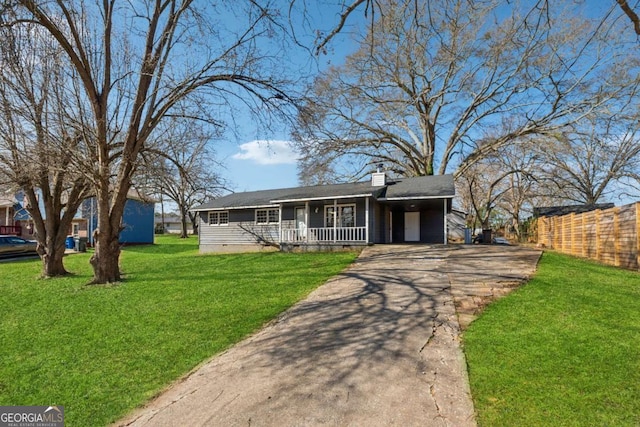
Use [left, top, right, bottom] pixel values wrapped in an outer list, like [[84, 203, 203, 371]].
[[537, 202, 640, 270]]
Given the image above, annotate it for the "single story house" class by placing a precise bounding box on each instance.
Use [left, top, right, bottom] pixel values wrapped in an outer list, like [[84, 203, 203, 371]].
[[155, 213, 194, 234], [191, 172, 455, 253]]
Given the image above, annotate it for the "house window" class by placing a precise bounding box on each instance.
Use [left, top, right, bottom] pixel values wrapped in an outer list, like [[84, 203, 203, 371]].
[[208, 211, 229, 226], [219, 211, 229, 225], [268, 209, 279, 223], [256, 208, 279, 224], [325, 204, 356, 227]]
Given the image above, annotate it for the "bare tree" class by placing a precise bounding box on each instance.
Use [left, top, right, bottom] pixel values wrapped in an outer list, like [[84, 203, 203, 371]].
[[0, 20, 91, 277], [459, 113, 640, 239], [494, 141, 541, 241], [289, 0, 371, 56], [535, 116, 640, 205], [458, 160, 509, 232], [457, 137, 541, 237], [293, 0, 638, 183], [4, 1, 295, 283], [139, 120, 226, 238], [615, 0, 640, 35]]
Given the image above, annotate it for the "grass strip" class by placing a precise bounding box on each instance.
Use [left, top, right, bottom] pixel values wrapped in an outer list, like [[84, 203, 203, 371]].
[[464, 251, 640, 426]]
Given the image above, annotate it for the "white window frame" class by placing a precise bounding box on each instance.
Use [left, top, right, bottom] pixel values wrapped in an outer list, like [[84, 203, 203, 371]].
[[208, 211, 229, 226], [324, 204, 356, 228], [255, 208, 279, 225], [219, 211, 229, 225]]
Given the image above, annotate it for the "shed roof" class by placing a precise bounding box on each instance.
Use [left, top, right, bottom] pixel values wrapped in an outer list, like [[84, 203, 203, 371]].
[[192, 174, 455, 211], [533, 203, 615, 217]]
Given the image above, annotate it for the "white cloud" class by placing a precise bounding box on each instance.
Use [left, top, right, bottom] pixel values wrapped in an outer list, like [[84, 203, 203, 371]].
[[232, 140, 299, 165]]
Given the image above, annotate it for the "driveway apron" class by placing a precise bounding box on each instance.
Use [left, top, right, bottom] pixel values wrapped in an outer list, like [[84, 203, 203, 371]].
[[118, 245, 538, 427]]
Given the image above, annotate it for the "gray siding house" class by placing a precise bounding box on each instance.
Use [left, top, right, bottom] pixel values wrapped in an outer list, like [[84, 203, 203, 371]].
[[191, 172, 455, 253]]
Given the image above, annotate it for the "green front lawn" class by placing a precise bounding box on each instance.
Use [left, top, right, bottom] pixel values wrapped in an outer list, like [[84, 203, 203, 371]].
[[0, 235, 357, 426], [464, 251, 640, 426]]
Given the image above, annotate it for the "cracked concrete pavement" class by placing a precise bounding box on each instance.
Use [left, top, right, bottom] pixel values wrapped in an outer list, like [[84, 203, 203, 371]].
[[116, 244, 541, 427]]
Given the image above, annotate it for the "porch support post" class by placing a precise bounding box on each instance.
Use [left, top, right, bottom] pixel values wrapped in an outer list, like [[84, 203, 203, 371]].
[[443, 198, 448, 244], [333, 199, 337, 242], [5, 207, 9, 225], [304, 201, 309, 242], [278, 205, 283, 244], [365, 197, 370, 243]]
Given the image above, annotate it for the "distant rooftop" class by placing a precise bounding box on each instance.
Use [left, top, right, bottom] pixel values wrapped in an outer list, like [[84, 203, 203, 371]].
[[533, 203, 615, 217]]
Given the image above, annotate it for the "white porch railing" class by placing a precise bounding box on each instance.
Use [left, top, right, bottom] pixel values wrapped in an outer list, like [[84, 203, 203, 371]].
[[281, 226, 367, 243]]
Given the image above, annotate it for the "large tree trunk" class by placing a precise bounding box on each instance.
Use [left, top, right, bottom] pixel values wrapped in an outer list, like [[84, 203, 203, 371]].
[[179, 209, 188, 238], [25, 185, 87, 278], [89, 186, 126, 284], [189, 212, 199, 236], [39, 238, 68, 277], [90, 228, 122, 284]]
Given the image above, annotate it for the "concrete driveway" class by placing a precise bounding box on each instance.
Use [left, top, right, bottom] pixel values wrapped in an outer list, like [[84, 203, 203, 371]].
[[117, 244, 541, 427]]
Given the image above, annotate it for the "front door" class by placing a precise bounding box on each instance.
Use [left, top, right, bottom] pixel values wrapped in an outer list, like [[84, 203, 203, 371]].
[[404, 212, 420, 242], [295, 207, 307, 240]]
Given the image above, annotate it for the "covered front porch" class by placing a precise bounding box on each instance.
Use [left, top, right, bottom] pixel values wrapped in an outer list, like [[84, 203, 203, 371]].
[[277, 195, 451, 247], [281, 226, 368, 243], [277, 197, 372, 246]]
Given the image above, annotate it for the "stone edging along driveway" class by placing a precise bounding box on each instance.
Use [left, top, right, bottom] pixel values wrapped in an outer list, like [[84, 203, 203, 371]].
[[117, 244, 541, 427]]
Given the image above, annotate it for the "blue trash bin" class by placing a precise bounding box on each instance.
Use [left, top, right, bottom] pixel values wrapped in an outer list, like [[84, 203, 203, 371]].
[[65, 236, 75, 249], [464, 228, 472, 244]]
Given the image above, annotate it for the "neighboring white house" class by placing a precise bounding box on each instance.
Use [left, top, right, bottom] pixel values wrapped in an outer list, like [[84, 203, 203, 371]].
[[155, 214, 194, 234]]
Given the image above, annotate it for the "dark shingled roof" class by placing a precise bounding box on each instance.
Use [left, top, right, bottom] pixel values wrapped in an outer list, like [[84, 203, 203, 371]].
[[270, 180, 386, 203], [192, 174, 455, 211], [533, 203, 615, 217], [382, 175, 455, 199]]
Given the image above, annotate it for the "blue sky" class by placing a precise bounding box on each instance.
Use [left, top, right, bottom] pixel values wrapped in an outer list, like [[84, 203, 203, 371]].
[[214, 1, 627, 197], [218, 139, 301, 192], [212, 2, 365, 194]]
